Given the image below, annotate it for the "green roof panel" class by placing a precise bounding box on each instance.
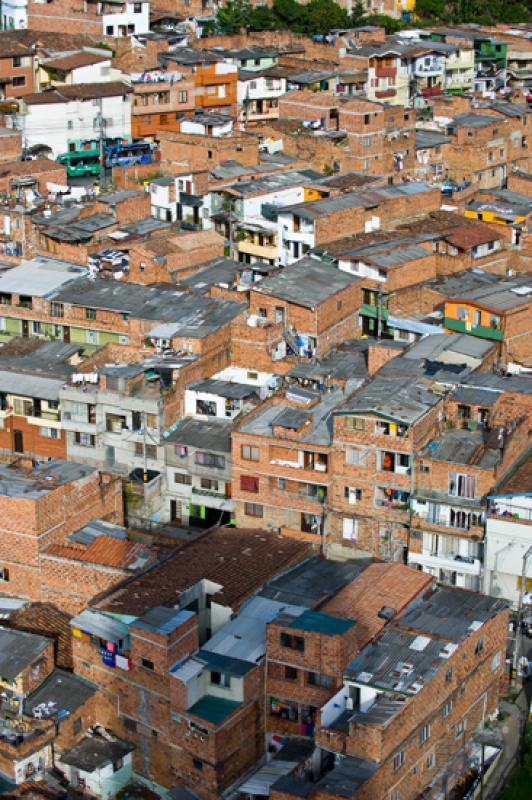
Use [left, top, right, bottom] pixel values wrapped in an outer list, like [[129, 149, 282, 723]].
[[288, 610, 355, 636], [188, 694, 242, 725]]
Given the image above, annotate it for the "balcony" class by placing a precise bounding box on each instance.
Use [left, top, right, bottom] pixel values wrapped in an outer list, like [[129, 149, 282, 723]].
[[375, 67, 396, 78], [375, 89, 397, 99], [444, 316, 504, 341], [414, 63, 444, 78], [421, 85, 442, 97], [408, 550, 481, 576]]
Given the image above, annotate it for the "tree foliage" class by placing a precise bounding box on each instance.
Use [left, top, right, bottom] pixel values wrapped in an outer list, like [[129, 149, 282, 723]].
[[214, 0, 531, 37]]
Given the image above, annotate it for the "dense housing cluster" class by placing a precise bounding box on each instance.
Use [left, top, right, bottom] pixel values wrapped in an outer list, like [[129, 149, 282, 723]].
[[0, 5, 530, 800]]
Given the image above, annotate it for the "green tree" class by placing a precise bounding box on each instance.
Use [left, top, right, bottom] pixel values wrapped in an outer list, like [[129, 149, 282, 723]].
[[217, 0, 250, 35], [365, 14, 406, 34], [272, 0, 308, 32], [304, 0, 350, 34], [350, 0, 367, 26], [248, 5, 278, 30]]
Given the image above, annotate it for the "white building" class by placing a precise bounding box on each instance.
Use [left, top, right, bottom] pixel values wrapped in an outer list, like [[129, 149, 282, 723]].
[[238, 73, 286, 123], [10, 81, 132, 157], [484, 465, 532, 607], [102, 1, 150, 37], [40, 50, 125, 88], [1, 0, 27, 30]]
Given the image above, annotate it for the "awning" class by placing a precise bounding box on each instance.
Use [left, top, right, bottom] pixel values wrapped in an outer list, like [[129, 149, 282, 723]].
[[238, 761, 299, 796]]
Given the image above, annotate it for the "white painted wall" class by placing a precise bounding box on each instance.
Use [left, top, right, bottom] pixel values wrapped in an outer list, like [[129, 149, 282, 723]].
[[1, 0, 27, 30], [102, 1, 149, 37], [484, 500, 532, 605], [12, 92, 132, 157]]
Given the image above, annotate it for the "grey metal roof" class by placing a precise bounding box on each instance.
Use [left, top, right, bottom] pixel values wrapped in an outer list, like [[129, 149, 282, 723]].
[[450, 386, 500, 407], [59, 733, 134, 772], [253, 258, 357, 308], [345, 627, 446, 695], [0, 340, 80, 379], [69, 519, 127, 546], [239, 389, 344, 445], [70, 609, 129, 644], [196, 649, 255, 676], [274, 756, 377, 799], [341, 242, 431, 268], [50, 277, 244, 333], [399, 586, 506, 641], [132, 607, 194, 635], [419, 428, 500, 469], [448, 112, 501, 129], [273, 407, 310, 430], [97, 189, 144, 205], [187, 378, 258, 399], [0, 459, 95, 499], [166, 418, 233, 452], [225, 168, 321, 196], [0, 256, 86, 297], [448, 280, 532, 312], [0, 627, 51, 680], [460, 372, 532, 396], [339, 376, 440, 425], [26, 669, 97, 718], [288, 348, 367, 383], [260, 555, 372, 606], [415, 129, 452, 149], [201, 595, 307, 664], [279, 182, 434, 220], [0, 370, 64, 401], [404, 332, 494, 362]]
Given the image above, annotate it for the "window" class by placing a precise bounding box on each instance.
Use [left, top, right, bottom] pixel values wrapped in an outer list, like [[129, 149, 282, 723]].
[[174, 472, 192, 485], [491, 651, 501, 671], [344, 487, 361, 504], [448, 472, 476, 499], [346, 447, 366, 466], [50, 302, 64, 317], [86, 331, 99, 345], [475, 636, 484, 656], [123, 717, 137, 732], [207, 150, 213, 160], [85, 308, 97, 320], [210, 671, 230, 687], [67, 121, 73, 130], [240, 475, 259, 493], [284, 666, 298, 681], [0, 567, 9, 582], [13, 56, 22, 67], [195, 452, 225, 469], [363, 136, 371, 147], [12, 76, 26, 87], [133, 2, 142, 11], [179, 90, 188, 103], [113, 758, 124, 772], [426, 753, 434, 769], [192, 758, 203, 771], [201, 478, 218, 491], [420, 463, 430, 473], [345, 417, 365, 430], [241, 444, 259, 461], [441, 699, 452, 719], [393, 751, 405, 771], [244, 502, 263, 518], [73, 717, 83, 735], [445, 667, 453, 682], [390, 791, 398, 800], [75, 432, 95, 447], [32, 321, 42, 335], [141, 658, 154, 671], [343, 518, 358, 541], [146, 444, 157, 460], [455, 720, 465, 737], [280, 633, 304, 652], [420, 723, 430, 745], [40, 427, 59, 439], [307, 672, 333, 689]]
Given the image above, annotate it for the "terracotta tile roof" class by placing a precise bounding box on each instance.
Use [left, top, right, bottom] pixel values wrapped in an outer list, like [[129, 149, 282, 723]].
[[322, 563, 433, 651], [23, 81, 132, 105], [495, 453, 532, 496], [43, 51, 110, 72], [97, 527, 312, 616], [444, 222, 501, 250], [44, 536, 149, 570], [4, 602, 73, 670]]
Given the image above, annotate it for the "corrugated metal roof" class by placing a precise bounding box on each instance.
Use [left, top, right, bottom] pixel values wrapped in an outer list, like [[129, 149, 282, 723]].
[[70, 609, 129, 643]]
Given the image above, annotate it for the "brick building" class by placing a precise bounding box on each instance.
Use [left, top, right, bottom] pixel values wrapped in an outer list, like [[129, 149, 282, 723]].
[[69, 528, 311, 796], [0, 458, 122, 602]]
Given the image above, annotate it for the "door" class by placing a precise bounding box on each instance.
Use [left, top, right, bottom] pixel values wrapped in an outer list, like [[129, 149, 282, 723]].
[[21, 319, 29, 338], [170, 500, 181, 523], [275, 306, 285, 325], [63, 326, 70, 343], [13, 429, 23, 453]]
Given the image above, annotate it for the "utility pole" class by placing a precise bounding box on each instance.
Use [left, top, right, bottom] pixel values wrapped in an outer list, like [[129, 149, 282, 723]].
[[513, 544, 532, 679]]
